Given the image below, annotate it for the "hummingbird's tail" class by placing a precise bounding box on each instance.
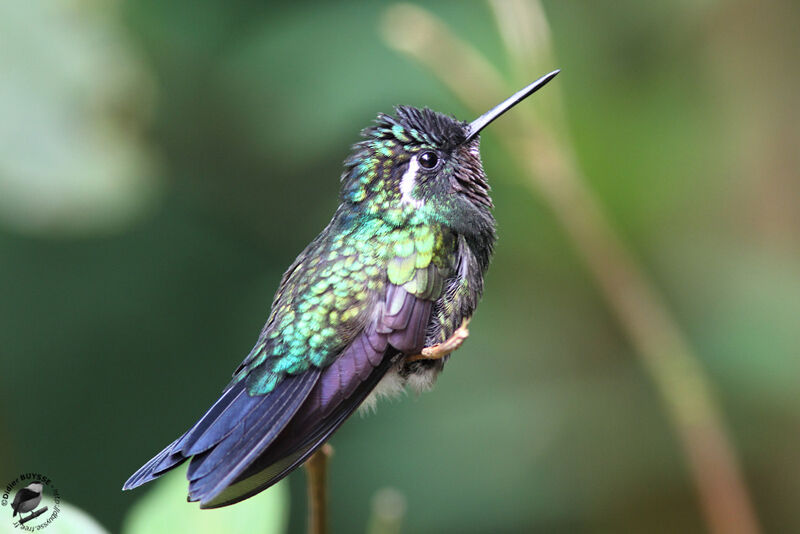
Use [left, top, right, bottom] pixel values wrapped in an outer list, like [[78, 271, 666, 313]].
[[122, 368, 321, 495], [122, 329, 401, 508]]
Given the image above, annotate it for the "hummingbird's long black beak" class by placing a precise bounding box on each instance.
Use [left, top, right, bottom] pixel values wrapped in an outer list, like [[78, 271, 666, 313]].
[[464, 69, 560, 142]]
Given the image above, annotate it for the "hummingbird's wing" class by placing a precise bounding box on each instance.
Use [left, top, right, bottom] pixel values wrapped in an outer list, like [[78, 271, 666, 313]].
[[124, 222, 452, 508], [189, 282, 439, 508], [195, 281, 441, 507]]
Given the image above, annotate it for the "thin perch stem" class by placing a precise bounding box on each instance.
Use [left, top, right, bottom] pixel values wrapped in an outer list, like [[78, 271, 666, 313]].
[[382, 4, 761, 534], [305, 443, 333, 534], [18, 507, 48, 525]]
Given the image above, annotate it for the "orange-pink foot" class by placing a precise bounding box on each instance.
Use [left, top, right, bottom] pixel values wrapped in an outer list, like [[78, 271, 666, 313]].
[[406, 318, 470, 363]]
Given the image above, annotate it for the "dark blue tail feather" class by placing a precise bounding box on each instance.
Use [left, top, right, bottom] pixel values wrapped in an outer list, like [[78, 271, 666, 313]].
[[122, 370, 319, 494]]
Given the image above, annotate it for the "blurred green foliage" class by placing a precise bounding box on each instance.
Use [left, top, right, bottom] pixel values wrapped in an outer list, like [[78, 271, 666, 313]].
[[122, 468, 287, 534], [1, 0, 798, 533]]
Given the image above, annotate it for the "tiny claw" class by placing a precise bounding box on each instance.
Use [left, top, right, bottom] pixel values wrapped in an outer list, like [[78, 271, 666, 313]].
[[406, 317, 470, 363]]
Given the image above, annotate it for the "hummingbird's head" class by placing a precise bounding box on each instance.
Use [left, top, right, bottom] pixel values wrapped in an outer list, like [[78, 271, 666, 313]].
[[341, 106, 488, 226], [340, 70, 559, 235]]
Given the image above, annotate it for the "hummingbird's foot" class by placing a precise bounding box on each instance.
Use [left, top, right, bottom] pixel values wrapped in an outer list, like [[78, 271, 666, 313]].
[[406, 318, 470, 363]]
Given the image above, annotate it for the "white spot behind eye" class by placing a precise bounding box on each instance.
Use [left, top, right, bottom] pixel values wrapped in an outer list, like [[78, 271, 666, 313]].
[[399, 155, 424, 208]]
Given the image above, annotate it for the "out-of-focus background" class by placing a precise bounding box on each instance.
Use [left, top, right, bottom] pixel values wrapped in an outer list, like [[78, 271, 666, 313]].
[[1, 1, 798, 533]]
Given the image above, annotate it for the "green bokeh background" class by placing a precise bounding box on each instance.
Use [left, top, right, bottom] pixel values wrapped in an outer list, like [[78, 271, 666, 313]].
[[2, 1, 798, 532]]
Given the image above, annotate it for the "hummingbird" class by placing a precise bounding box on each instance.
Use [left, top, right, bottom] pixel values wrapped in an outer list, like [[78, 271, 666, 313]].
[[123, 70, 560, 508]]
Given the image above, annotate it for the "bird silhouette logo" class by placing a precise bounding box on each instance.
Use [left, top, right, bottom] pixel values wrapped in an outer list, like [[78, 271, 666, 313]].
[[2, 474, 61, 529], [11, 482, 46, 523]]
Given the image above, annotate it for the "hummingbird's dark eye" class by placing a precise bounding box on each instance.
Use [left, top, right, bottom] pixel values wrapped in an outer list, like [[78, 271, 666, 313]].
[[418, 151, 439, 170]]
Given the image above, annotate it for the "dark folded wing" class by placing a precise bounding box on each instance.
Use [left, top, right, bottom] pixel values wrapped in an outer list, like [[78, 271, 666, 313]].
[[125, 277, 440, 508], [195, 284, 432, 508]]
